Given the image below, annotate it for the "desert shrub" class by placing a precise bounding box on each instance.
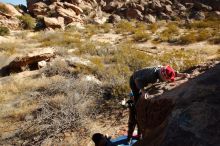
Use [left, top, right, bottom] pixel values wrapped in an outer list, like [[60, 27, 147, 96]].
[[84, 24, 99, 37], [179, 31, 197, 44], [0, 42, 18, 55], [115, 20, 135, 34], [186, 19, 220, 29], [179, 29, 213, 44], [148, 23, 158, 33], [34, 31, 82, 48], [17, 14, 36, 29], [0, 26, 10, 36], [90, 57, 104, 75], [99, 23, 113, 33], [132, 29, 150, 42], [132, 22, 150, 42], [113, 42, 153, 71], [158, 49, 204, 71], [41, 59, 74, 77], [136, 21, 148, 30], [159, 23, 180, 42], [97, 64, 131, 99], [4, 77, 101, 145], [196, 29, 212, 41], [209, 33, 220, 44], [76, 41, 112, 56]]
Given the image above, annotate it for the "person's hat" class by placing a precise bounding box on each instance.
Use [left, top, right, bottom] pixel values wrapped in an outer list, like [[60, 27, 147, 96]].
[[159, 65, 175, 82]]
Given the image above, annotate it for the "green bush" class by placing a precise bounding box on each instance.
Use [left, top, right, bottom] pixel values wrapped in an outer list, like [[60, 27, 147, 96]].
[[179, 31, 197, 44], [18, 14, 36, 29], [179, 29, 213, 44], [34, 31, 82, 48], [196, 29, 212, 42], [0, 27, 10, 36], [132, 30, 150, 42], [186, 20, 220, 29], [148, 23, 158, 33], [113, 42, 153, 71], [159, 23, 180, 42], [115, 20, 135, 34], [158, 49, 204, 71]]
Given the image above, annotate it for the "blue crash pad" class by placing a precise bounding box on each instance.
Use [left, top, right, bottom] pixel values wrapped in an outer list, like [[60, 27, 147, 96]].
[[110, 135, 137, 146]]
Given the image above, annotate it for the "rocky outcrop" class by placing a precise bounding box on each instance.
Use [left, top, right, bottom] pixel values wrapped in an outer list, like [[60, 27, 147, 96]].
[[28, 2, 48, 16], [26, 0, 84, 28], [0, 48, 55, 76], [0, 3, 22, 16], [134, 62, 220, 146], [44, 16, 64, 29], [178, 0, 220, 11], [0, 3, 22, 30], [25, 0, 220, 28]]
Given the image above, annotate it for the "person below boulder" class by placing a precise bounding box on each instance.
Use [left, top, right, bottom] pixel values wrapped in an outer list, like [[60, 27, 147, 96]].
[[92, 133, 116, 146], [127, 65, 189, 142]]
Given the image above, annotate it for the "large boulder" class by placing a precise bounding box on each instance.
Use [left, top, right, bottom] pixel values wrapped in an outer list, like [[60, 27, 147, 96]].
[[0, 3, 22, 16], [193, 2, 212, 11], [190, 11, 206, 20], [43, 16, 64, 29], [28, 2, 48, 16], [56, 6, 78, 24], [150, 0, 162, 11], [134, 63, 220, 146], [164, 5, 173, 14], [26, 0, 41, 8], [63, 2, 83, 15], [102, 1, 120, 13], [108, 14, 121, 23], [0, 17, 20, 30], [126, 8, 143, 20], [0, 48, 55, 76], [178, 0, 220, 11], [144, 14, 156, 23]]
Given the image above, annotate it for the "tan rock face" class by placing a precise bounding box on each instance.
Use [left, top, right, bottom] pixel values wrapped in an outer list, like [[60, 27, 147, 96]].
[[25, 0, 219, 28], [0, 49, 55, 76], [0, 17, 20, 30], [28, 2, 48, 16], [44, 16, 64, 29], [63, 2, 83, 15], [0, 3, 22, 16], [126, 8, 143, 20], [144, 14, 156, 23]]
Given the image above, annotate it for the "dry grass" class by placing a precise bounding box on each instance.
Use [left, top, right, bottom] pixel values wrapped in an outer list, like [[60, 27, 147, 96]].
[[33, 31, 82, 48], [0, 42, 19, 55], [158, 49, 205, 71], [158, 22, 180, 42], [148, 23, 158, 34], [179, 31, 197, 44], [115, 20, 135, 34], [0, 66, 101, 145], [0, 27, 10, 36]]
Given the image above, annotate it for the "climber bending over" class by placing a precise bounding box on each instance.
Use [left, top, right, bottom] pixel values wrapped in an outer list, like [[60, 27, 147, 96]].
[[127, 65, 189, 142]]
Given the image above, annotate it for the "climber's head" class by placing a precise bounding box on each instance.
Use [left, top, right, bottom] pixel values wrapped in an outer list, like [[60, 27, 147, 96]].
[[159, 65, 175, 82], [92, 133, 107, 146]]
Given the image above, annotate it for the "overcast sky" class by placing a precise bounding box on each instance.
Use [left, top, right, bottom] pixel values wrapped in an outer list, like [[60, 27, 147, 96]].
[[1, 0, 26, 5]]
